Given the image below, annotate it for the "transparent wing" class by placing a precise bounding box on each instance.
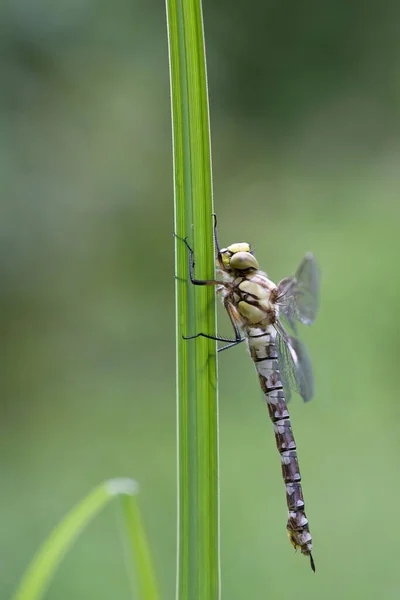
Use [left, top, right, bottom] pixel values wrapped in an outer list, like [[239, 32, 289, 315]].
[[275, 331, 293, 402], [276, 279, 298, 334], [294, 252, 320, 325], [275, 321, 314, 403], [275, 253, 320, 329]]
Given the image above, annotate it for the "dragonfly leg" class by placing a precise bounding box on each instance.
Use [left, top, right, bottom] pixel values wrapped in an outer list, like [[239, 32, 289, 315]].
[[183, 332, 245, 352], [183, 332, 243, 344], [212, 213, 221, 255], [174, 233, 221, 287], [174, 274, 186, 282], [218, 338, 245, 352], [183, 298, 245, 350], [176, 227, 244, 351], [218, 299, 245, 351]]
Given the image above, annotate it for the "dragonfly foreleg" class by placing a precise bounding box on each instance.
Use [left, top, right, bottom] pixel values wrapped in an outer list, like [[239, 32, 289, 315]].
[[175, 233, 221, 287], [212, 213, 222, 255], [177, 228, 245, 351]]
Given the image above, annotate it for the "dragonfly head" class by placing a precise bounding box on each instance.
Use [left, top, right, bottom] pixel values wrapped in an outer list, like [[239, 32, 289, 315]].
[[219, 243, 259, 272]]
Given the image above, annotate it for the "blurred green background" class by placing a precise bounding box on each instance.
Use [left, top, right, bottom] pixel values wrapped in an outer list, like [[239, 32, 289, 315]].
[[2, 0, 400, 598]]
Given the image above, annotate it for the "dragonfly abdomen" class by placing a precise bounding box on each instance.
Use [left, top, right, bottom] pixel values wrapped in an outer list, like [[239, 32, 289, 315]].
[[248, 328, 315, 571]]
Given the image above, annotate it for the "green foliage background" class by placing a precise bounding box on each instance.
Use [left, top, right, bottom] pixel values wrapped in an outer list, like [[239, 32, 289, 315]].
[[2, 1, 399, 598]]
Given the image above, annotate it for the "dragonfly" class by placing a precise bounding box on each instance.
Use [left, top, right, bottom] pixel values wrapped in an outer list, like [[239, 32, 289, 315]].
[[181, 216, 320, 572]]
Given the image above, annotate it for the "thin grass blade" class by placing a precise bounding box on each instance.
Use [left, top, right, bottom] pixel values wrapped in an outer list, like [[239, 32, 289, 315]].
[[119, 493, 160, 600], [12, 478, 158, 600]]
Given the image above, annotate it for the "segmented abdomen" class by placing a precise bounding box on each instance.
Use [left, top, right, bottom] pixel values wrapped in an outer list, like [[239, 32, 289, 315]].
[[247, 327, 315, 571]]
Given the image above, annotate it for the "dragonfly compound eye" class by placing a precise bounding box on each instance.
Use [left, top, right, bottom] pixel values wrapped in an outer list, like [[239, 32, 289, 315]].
[[227, 242, 251, 253], [220, 251, 231, 269], [230, 251, 259, 270]]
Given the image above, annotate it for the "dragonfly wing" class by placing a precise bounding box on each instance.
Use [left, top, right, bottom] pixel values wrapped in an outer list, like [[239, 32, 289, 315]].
[[275, 321, 314, 403], [275, 330, 293, 402], [275, 277, 298, 334], [275, 254, 320, 327], [294, 253, 320, 325]]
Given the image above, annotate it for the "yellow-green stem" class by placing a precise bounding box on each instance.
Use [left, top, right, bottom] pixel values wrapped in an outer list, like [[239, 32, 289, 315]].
[[166, 1, 219, 599]]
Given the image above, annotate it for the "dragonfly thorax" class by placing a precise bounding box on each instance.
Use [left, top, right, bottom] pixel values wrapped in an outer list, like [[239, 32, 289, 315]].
[[231, 274, 278, 326]]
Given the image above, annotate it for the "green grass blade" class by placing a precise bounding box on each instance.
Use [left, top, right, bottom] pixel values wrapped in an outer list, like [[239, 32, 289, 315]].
[[119, 492, 160, 600], [12, 478, 158, 600], [166, 1, 220, 599]]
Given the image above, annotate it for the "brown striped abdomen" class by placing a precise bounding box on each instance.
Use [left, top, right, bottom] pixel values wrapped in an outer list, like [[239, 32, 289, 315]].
[[248, 328, 315, 572]]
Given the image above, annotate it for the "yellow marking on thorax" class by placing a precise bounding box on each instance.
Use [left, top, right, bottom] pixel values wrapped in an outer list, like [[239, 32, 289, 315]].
[[237, 301, 266, 324], [235, 275, 277, 324]]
